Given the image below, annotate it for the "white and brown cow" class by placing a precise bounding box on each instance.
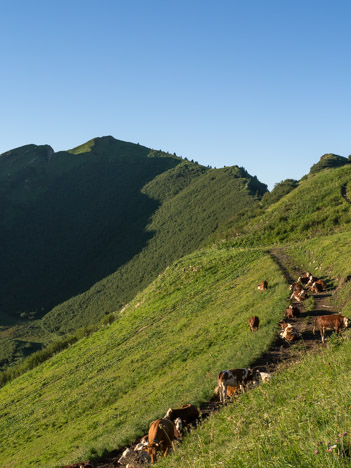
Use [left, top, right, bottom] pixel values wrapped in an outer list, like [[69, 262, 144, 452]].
[[164, 404, 200, 427], [297, 275, 310, 285], [313, 315, 349, 343], [290, 289, 307, 302], [248, 316, 260, 331], [218, 368, 260, 403], [258, 280, 268, 291], [280, 323, 299, 342]]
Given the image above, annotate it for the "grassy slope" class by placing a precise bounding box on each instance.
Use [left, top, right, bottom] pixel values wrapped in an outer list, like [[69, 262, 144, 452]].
[[42, 164, 265, 335], [0, 248, 287, 467], [159, 330, 351, 468], [216, 164, 351, 246], [156, 166, 351, 467], [1, 159, 351, 467], [0, 138, 267, 367]]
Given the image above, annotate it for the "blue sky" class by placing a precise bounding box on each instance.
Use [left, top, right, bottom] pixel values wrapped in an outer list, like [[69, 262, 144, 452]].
[[1, 0, 350, 189]]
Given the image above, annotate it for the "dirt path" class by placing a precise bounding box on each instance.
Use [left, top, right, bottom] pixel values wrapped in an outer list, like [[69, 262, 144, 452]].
[[341, 183, 351, 204], [63, 248, 337, 468]]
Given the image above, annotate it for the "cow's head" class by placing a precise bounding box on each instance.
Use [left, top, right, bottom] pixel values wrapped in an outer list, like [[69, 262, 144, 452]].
[[249, 368, 261, 382], [343, 317, 349, 328], [146, 442, 160, 463], [118, 448, 138, 465], [165, 408, 173, 419]]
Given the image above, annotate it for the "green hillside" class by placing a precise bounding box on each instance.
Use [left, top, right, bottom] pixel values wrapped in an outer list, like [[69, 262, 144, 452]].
[[160, 230, 351, 468], [0, 247, 287, 467], [215, 163, 351, 246], [1, 152, 351, 467], [0, 137, 181, 321], [0, 137, 266, 366]]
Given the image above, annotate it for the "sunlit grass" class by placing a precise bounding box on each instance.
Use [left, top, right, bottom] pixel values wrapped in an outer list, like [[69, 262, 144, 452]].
[[0, 247, 287, 467]]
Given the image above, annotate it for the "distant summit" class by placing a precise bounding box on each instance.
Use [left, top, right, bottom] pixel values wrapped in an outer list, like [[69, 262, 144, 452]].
[[309, 153, 350, 174], [0, 143, 54, 161]]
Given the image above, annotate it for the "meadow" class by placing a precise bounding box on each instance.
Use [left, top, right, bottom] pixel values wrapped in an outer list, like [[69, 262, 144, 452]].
[[158, 331, 351, 468], [0, 247, 287, 467]]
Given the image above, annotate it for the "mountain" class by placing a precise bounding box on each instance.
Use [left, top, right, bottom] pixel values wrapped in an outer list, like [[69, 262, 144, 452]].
[[0, 136, 267, 363], [1, 157, 351, 467]]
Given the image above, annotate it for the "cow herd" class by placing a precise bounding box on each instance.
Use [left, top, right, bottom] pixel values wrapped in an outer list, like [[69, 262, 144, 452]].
[[254, 273, 349, 345], [117, 272, 349, 466]]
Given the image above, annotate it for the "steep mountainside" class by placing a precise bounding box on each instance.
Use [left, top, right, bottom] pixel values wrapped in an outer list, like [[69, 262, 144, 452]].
[[0, 137, 182, 322], [1, 158, 351, 467], [0, 137, 267, 362]]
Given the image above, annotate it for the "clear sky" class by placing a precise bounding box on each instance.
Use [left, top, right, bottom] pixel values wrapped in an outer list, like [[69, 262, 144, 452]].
[[1, 0, 350, 189]]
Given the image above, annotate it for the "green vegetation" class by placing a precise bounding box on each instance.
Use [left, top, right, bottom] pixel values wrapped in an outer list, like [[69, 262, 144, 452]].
[[0, 248, 287, 467], [216, 164, 351, 246], [159, 331, 351, 468], [309, 153, 350, 175], [0, 137, 266, 366], [260, 178, 298, 206], [42, 164, 266, 336], [1, 145, 351, 467]]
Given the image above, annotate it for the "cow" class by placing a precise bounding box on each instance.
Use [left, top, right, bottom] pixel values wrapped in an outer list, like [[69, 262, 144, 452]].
[[309, 282, 324, 294], [279, 320, 290, 330], [118, 447, 151, 467], [280, 323, 299, 342], [306, 275, 319, 288], [164, 404, 200, 427], [218, 368, 260, 403], [314, 279, 327, 291], [145, 418, 176, 463], [248, 316, 260, 331], [297, 275, 310, 285], [289, 282, 304, 292], [213, 384, 241, 399], [309, 280, 326, 293], [258, 280, 268, 291], [290, 289, 307, 302], [284, 304, 300, 319], [313, 315, 349, 343]]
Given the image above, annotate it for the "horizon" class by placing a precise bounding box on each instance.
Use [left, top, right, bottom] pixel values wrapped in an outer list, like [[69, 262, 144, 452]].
[[1, 0, 351, 190]]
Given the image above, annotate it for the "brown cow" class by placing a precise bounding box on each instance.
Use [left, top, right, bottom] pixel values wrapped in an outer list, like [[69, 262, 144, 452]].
[[289, 282, 305, 292], [164, 404, 200, 426], [145, 418, 175, 463], [284, 304, 300, 319], [309, 280, 326, 293], [313, 315, 349, 343], [213, 384, 241, 399], [248, 316, 260, 331], [314, 279, 326, 290], [218, 368, 260, 403], [309, 282, 324, 294], [258, 280, 268, 291]]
